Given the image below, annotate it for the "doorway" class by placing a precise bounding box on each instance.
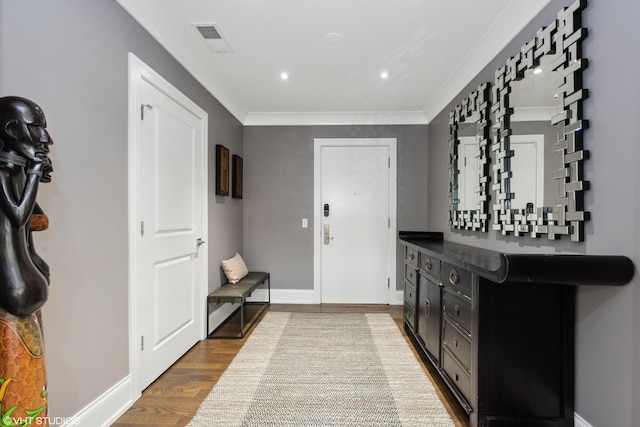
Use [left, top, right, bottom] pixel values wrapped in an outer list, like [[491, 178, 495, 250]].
[[313, 138, 397, 304], [128, 54, 208, 393]]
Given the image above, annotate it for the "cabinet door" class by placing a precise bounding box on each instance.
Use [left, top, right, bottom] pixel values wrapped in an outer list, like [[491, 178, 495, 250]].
[[418, 275, 442, 363]]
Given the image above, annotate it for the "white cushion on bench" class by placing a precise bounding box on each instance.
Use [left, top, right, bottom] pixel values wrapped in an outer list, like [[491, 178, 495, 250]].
[[221, 252, 249, 284]]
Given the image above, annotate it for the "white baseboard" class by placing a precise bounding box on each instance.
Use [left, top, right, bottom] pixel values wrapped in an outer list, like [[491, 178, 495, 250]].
[[270, 288, 316, 304], [258, 289, 404, 305], [393, 290, 403, 305], [246, 288, 270, 303], [219, 288, 405, 317], [575, 413, 593, 427], [255, 289, 403, 305], [60, 375, 134, 427], [208, 288, 316, 335]]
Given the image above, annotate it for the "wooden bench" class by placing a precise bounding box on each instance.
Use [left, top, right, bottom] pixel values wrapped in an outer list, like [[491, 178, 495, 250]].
[[206, 271, 270, 338]]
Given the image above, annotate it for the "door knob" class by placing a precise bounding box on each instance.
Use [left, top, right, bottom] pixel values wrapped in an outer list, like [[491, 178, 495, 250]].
[[196, 238, 206, 247]]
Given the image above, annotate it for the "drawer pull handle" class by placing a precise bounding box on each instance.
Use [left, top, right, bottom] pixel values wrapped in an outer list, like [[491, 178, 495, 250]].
[[449, 269, 459, 285], [425, 259, 432, 271], [454, 304, 460, 316], [454, 373, 459, 382], [409, 253, 415, 261], [453, 337, 458, 348], [424, 298, 431, 318]]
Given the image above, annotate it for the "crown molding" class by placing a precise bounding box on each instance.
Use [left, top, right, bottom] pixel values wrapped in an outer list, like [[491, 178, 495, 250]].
[[243, 111, 428, 126]]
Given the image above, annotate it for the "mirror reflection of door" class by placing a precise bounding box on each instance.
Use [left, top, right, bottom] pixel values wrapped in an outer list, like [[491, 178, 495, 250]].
[[458, 136, 479, 211], [509, 134, 544, 212], [509, 53, 560, 213]]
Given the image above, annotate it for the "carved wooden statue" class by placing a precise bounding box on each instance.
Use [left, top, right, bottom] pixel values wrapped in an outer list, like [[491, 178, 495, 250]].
[[0, 96, 53, 425]]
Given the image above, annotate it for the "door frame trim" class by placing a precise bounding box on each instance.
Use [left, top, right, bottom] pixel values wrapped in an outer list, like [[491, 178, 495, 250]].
[[313, 138, 397, 304], [127, 53, 208, 397]]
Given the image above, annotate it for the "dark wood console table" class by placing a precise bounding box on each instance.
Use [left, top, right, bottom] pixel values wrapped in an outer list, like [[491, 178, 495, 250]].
[[399, 231, 633, 427]]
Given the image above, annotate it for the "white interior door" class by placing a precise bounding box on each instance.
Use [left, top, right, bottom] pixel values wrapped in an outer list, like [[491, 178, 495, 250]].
[[137, 68, 207, 389], [316, 139, 395, 304]]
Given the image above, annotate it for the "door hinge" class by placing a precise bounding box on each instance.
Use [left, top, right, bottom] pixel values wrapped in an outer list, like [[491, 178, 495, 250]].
[[140, 221, 144, 236], [388, 278, 390, 289], [388, 218, 391, 228], [141, 336, 144, 350], [141, 104, 153, 120], [388, 158, 391, 168]]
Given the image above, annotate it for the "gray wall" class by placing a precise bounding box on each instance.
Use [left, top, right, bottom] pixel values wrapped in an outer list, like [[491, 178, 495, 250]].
[[243, 125, 428, 292], [3, 0, 636, 424], [0, 0, 242, 420], [427, 0, 640, 425]]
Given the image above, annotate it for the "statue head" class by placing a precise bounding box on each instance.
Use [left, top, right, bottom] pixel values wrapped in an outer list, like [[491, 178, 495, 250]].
[[0, 96, 53, 181]]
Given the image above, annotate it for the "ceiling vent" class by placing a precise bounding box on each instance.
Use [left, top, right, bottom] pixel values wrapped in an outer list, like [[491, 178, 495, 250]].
[[193, 23, 233, 54]]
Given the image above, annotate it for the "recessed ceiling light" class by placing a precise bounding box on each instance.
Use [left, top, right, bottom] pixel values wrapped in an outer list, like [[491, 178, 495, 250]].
[[380, 71, 389, 79], [325, 32, 343, 45], [280, 72, 289, 80], [533, 68, 543, 74]]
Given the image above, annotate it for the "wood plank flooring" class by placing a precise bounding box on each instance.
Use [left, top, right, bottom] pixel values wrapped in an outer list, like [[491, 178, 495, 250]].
[[112, 304, 469, 426]]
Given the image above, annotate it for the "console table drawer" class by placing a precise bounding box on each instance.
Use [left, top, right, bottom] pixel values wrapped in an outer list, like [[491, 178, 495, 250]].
[[405, 263, 417, 286], [442, 317, 472, 372], [419, 253, 440, 281], [404, 279, 417, 307], [405, 246, 418, 268], [403, 301, 416, 330], [442, 347, 472, 404], [442, 261, 472, 298], [443, 290, 472, 334]]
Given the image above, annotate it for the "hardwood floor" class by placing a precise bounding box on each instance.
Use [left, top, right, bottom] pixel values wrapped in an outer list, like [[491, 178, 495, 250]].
[[112, 304, 469, 426]]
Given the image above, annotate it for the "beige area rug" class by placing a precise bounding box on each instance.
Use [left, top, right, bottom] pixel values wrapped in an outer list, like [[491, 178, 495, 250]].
[[188, 312, 455, 426]]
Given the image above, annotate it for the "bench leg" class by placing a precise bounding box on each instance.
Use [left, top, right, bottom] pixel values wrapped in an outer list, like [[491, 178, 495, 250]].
[[239, 298, 245, 338]]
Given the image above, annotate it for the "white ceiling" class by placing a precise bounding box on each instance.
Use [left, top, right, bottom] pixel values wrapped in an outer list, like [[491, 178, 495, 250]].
[[116, 0, 552, 126]]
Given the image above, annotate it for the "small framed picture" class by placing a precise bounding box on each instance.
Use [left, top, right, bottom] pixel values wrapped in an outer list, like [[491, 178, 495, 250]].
[[232, 155, 243, 199], [215, 144, 229, 196]]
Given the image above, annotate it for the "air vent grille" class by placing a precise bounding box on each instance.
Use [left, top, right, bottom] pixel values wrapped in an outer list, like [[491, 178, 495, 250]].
[[192, 23, 233, 53], [196, 25, 221, 40]]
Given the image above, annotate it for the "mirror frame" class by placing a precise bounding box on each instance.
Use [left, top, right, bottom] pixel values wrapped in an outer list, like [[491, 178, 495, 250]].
[[449, 82, 492, 232], [491, 0, 589, 241]]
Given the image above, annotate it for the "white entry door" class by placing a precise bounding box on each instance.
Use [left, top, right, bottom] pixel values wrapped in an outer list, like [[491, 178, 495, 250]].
[[509, 134, 544, 211], [458, 137, 479, 211], [133, 57, 207, 390], [315, 139, 396, 304]]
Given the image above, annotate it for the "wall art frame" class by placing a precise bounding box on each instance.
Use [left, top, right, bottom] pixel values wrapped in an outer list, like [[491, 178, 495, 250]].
[[215, 144, 230, 196], [232, 154, 243, 199], [449, 82, 492, 232], [491, 0, 589, 241]]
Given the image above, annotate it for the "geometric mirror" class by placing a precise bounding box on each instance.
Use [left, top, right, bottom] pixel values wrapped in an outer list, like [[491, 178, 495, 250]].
[[491, 0, 589, 241], [449, 82, 491, 232]]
